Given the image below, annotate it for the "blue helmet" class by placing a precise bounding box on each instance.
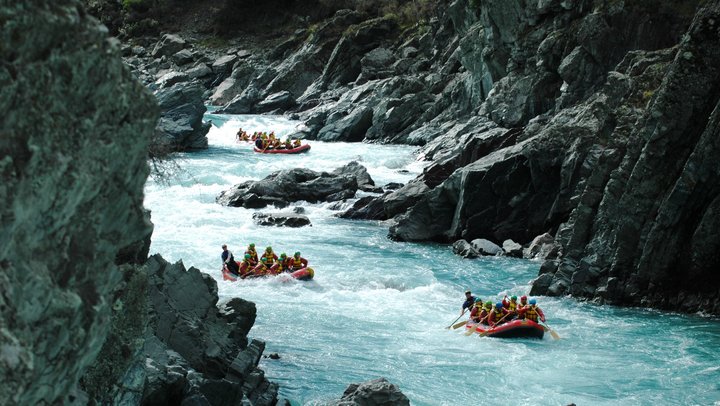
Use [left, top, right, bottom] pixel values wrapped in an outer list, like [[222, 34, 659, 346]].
[[474, 298, 482, 303], [496, 302, 503, 309], [529, 298, 537, 305]]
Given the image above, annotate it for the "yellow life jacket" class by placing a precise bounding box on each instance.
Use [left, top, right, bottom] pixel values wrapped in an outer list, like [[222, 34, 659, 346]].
[[293, 257, 304, 268], [524, 305, 539, 322], [507, 301, 517, 312], [261, 256, 274, 266], [489, 310, 504, 323]]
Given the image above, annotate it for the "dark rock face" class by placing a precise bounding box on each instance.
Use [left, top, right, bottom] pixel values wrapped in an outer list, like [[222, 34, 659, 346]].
[[0, 1, 157, 403], [217, 162, 374, 208], [154, 81, 210, 150], [530, 3, 720, 313], [333, 378, 410, 406], [83, 255, 277, 405]]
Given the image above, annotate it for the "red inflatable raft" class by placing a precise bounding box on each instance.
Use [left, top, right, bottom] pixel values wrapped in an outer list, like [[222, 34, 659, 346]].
[[253, 144, 311, 154], [465, 319, 545, 339], [222, 263, 314, 281]]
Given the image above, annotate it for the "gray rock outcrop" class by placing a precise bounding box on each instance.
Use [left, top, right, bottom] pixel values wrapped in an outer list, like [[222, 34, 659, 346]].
[[82, 255, 277, 405], [333, 378, 410, 406], [529, 3, 720, 313], [0, 1, 157, 403], [154, 81, 210, 151], [217, 162, 375, 208]]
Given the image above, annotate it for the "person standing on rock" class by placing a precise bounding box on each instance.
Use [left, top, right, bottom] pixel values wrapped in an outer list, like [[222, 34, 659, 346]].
[[461, 290, 476, 315], [221, 244, 240, 276]]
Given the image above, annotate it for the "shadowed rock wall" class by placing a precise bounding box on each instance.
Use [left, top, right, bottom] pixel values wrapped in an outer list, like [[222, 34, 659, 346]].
[[0, 1, 157, 404]]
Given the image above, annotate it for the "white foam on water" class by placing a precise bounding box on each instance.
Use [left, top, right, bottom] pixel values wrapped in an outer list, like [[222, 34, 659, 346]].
[[145, 114, 720, 406]]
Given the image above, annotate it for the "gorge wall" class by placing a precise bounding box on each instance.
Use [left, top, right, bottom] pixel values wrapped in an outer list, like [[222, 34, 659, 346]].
[[96, 0, 720, 315], [0, 1, 156, 403], [141, 0, 715, 314], [4, 0, 718, 404]]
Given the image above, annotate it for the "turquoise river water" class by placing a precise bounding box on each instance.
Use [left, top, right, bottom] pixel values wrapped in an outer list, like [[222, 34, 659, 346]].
[[144, 113, 720, 405]]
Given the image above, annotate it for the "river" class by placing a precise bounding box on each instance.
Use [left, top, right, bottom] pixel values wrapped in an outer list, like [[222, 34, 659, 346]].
[[144, 113, 720, 406]]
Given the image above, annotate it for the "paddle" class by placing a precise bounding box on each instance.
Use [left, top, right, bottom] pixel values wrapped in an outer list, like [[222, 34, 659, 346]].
[[446, 310, 467, 329], [451, 320, 468, 329], [464, 321, 479, 336], [540, 322, 560, 340]]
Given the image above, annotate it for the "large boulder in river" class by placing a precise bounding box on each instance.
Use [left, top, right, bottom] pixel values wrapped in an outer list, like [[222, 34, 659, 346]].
[[217, 162, 376, 208], [452, 239, 479, 258], [470, 239, 503, 256], [0, 1, 157, 403], [332, 378, 410, 406], [253, 212, 311, 228]]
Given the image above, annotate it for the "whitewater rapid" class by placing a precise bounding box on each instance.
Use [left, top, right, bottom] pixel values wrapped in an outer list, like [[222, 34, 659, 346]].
[[144, 114, 720, 405]]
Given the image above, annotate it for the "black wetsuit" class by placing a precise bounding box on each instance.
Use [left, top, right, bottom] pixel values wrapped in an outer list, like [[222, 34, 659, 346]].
[[222, 250, 240, 275]]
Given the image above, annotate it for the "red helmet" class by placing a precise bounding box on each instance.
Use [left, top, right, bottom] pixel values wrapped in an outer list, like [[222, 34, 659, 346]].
[[520, 295, 528, 301]]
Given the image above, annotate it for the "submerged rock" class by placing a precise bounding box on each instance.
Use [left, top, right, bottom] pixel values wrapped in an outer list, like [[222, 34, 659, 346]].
[[253, 212, 312, 227]]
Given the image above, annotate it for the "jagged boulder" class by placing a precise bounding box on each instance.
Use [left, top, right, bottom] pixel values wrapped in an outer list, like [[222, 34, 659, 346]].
[[217, 163, 375, 208], [524, 233, 560, 260], [452, 239, 479, 258], [333, 378, 410, 406], [317, 105, 373, 141], [154, 70, 189, 88], [531, 2, 720, 313], [470, 239, 503, 256], [338, 195, 386, 220], [154, 81, 210, 150], [0, 2, 157, 404], [152, 33, 187, 58], [91, 255, 275, 405], [257, 90, 296, 112], [332, 160, 375, 189], [502, 239, 524, 258]]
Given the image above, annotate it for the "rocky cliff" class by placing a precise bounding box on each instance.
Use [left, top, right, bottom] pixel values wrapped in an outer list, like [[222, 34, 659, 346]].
[[0, 1, 156, 403], [188, 0, 719, 313], [106, 0, 720, 314]]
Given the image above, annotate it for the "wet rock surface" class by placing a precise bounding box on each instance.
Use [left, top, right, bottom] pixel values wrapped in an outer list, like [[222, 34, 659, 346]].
[[217, 162, 374, 208], [253, 212, 312, 227]]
